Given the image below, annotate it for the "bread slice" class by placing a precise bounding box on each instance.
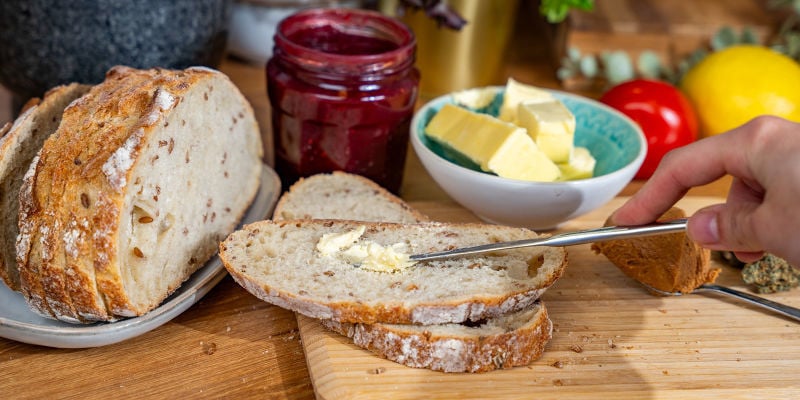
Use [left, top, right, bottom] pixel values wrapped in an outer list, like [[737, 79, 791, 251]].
[[220, 219, 567, 324], [273, 172, 555, 372], [0, 83, 91, 293], [322, 302, 552, 373], [17, 66, 264, 322], [273, 171, 429, 223], [591, 207, 719, 294]]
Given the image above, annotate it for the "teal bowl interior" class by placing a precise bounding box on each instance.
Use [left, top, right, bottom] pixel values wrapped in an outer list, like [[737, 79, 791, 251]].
[[414, 89, 644, 178]]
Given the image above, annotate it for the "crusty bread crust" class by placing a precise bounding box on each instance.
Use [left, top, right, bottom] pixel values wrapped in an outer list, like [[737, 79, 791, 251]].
[[323, 302, 552, 373], [592, 207, 719, 294], [0, 83, 90, 297], [220, 219, 567, 325], [17, 66, 263, 322]]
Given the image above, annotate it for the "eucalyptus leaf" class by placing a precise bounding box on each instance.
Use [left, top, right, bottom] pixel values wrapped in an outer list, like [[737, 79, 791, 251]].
[[602, 51, 634, 84], [557, 66, 575, 80], [637, 51, 662, 79], [711, 26, 737, 51], [740, 27, 760, 44], [567, 46, 582, 62], [579, 55, 598, 78]]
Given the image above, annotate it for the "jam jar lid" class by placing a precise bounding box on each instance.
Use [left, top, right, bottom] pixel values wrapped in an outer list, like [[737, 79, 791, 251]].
[[273, 8, 416, 75]]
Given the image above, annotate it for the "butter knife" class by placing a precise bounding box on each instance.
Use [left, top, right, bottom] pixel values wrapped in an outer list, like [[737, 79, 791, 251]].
[[409, 219, 688, 262]]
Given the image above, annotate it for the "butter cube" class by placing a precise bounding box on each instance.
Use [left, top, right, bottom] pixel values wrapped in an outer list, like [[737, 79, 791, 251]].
[[498, 78, 554, 123], [452, 87, 496, 109], [557, 146, 596, 181], [426, 104, 561, 182], [517, 101, 576, 164]]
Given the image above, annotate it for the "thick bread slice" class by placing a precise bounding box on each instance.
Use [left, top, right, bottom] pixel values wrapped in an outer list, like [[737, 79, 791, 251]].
[[19, 74, 155, 321], [0, 83, 90, 294], [591, 207, 719, 294], [17, 66, 263, 322], [220, 219, 567, 324], [273, 171, 429, 223], [323, 302, 552, 373]]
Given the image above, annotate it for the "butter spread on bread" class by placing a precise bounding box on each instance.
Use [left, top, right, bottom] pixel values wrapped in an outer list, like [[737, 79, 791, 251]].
[[316, 225, 416, 273], [14, 66, 263, 322]]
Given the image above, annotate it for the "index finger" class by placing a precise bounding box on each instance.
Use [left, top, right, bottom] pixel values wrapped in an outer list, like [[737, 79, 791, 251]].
[[612, 122, 756, 225]]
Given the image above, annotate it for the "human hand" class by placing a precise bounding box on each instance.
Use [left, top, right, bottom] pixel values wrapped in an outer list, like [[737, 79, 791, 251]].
[[610, 115, 800, 266]]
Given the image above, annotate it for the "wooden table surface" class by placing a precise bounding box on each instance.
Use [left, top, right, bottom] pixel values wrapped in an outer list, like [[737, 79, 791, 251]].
[[0, 15, 736, 400]]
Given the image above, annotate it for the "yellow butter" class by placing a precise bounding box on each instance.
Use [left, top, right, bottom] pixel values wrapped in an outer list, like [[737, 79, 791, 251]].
[[316, 226, 366, 256], [517, 101, 576, 164], [426, 104, 560, 182], [557, 146, 596, 180], [498, 78, 555, 123], [316, 226, 416, 273], [452, 87, 496, 109]]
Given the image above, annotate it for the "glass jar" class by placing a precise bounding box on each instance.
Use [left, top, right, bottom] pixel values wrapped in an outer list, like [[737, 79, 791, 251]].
[[267, 8, 419, 193]]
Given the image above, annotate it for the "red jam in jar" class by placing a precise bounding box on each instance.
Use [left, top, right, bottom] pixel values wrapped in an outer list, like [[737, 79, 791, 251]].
[[267, 8, 419, 193]]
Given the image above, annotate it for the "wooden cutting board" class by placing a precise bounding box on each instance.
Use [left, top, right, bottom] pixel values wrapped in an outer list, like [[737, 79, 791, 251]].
[[298, 196, 800, 399]]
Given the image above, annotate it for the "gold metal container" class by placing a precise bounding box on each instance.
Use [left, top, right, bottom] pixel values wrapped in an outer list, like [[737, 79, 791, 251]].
[[381, 0, 519, 99]]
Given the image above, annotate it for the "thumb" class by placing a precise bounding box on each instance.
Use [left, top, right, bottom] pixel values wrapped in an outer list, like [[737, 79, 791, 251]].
[[687, 203, 763, 253]]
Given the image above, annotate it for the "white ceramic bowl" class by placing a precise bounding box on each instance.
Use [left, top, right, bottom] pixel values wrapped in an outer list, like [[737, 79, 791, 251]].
[[410, 87, 647, 230], [227, 0, 363, 65]]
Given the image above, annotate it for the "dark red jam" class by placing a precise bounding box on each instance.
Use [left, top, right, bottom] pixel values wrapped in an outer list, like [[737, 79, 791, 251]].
[[267, 9, 419, 193]]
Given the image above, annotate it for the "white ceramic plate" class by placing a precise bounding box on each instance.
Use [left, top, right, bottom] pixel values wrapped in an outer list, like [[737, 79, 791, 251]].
[[0, 165, 281, 348]]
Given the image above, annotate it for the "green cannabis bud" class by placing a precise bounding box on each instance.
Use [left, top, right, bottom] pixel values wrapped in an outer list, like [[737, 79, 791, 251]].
[[742, 254, 800, 294]]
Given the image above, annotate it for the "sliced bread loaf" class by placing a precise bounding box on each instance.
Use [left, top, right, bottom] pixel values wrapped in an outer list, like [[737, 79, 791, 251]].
[[323, 302, 552, 373], [220, 219, 567, 324], [591, 207, 719, 294], [17, 66, 264, 322], [0, 83, 91, 293]]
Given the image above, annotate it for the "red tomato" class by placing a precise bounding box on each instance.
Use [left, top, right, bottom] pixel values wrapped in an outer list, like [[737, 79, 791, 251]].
[[599, 79, 699, 179]]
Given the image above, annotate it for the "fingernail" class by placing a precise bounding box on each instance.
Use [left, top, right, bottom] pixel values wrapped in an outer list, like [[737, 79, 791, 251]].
[[689, 210, 720, 245]]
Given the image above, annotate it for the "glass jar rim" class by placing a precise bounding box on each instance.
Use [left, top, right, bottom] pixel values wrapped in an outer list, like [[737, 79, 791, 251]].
[[273, 8, 416, 67]]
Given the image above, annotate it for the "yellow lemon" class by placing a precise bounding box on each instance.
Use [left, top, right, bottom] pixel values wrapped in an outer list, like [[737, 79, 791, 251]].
[[680, 45, 800, 136]]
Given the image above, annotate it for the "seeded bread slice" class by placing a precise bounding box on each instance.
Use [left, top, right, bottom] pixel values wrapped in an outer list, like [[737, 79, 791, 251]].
[[0, 83, 91, 295], [323, 302, 552, 373], [17, 66, 263, 322], [220, 219, 566, 325], [273, 171, 429, 223]]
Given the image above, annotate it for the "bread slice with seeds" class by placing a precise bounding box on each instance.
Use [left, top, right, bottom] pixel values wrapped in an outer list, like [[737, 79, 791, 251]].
[[273, 171, 429, 223], [0, 83, 91, 296], [16, 66, 263, 322], [220, 219, 566, 325]]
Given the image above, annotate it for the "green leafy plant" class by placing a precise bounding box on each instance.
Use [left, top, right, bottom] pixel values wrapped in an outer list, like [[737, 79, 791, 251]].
[[557, 0, 800, 88], [558, 26, 762, 88], [539, 0, 595, 23]]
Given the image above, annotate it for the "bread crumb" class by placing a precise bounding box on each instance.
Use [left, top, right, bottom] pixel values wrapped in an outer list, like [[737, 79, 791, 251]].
[[550, 360, 564, 369], [201, 341, 217, 355], [658, 309, 667, 314], [367, 367, 386, 375], [570, 344, 583, 353], [662, 370, 669, 375], [553, 379, 564, 386]]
